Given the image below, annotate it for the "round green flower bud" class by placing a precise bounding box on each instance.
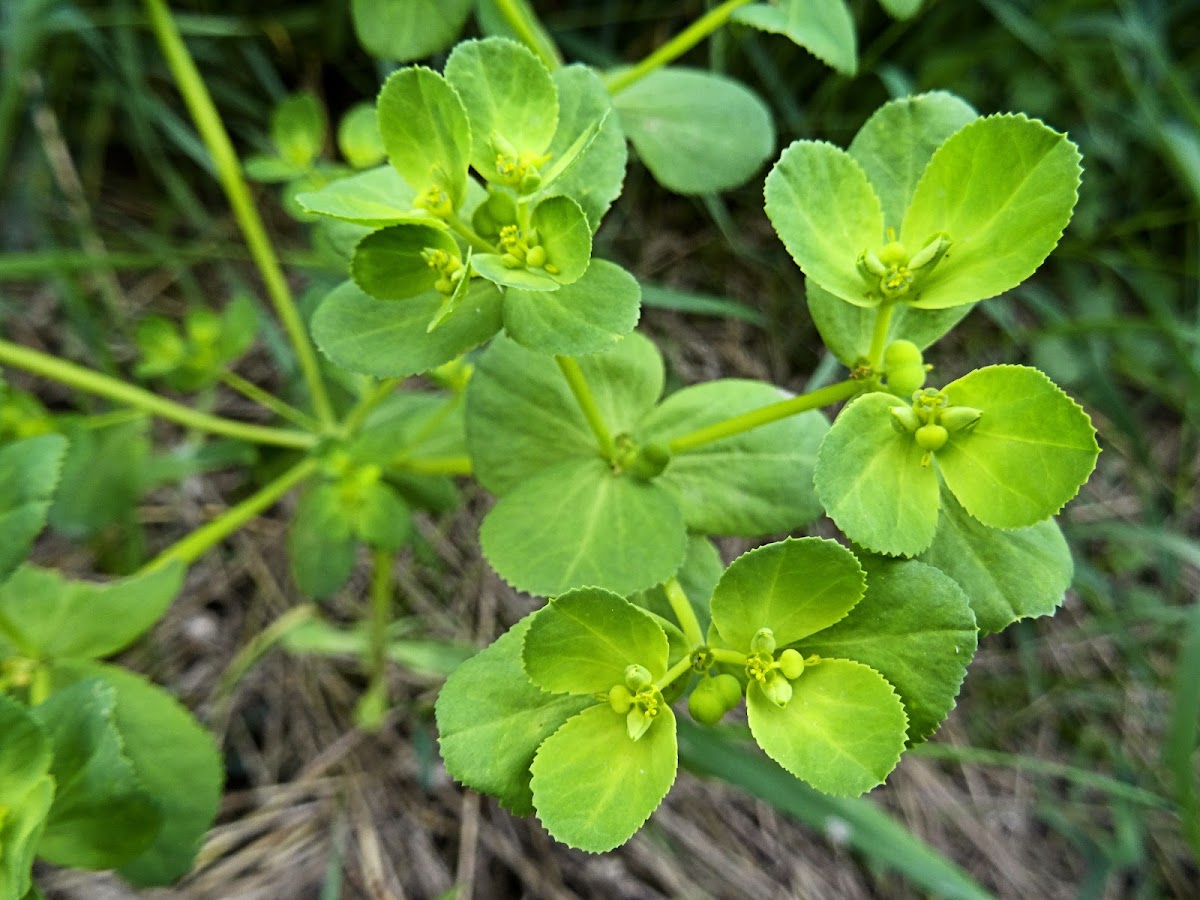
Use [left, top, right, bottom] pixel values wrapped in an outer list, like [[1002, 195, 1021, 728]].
[[883, 339, 922, 368], [915, 423, 949, 452], [878, 241, 909, 267], [608, 684, 633, 714], [712, 673, 743, 708], [624, 664, 652, 692], [688, 679, 728, 726], [525, 245, 547, 268], [778, 648, 805, 680], [750, 627, 776, 656]]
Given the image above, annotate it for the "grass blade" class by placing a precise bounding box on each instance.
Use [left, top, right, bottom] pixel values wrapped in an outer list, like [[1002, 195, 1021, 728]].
[[677, 720, 994, 900]]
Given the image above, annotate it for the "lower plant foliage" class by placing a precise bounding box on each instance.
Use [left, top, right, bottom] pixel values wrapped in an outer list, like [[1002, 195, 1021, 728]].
[[0, 0, 1107, 890]]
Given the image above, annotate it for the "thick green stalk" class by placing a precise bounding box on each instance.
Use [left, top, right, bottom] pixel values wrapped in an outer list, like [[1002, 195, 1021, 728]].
[[144, 456, 319, 569], [664, 577, 705, 649], [604, 0, 755, 94], [868, 300, 897, 369], [710, 647, 748, 666], [220, 369, 320, 432], [556, 356, 615, 459], [654, 655, 695, 692], [0, 338, 316, 449], [365, 548, 394, 723], [141, 0, 334, 427], [493, 0, 562, 70], [668, 379, 861, 454]]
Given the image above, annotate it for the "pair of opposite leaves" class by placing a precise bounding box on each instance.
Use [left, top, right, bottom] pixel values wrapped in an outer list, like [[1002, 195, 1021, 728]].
[[765, 100, 1096, 555], [300, 37, 643, 364], [437, 536, 979, 853]]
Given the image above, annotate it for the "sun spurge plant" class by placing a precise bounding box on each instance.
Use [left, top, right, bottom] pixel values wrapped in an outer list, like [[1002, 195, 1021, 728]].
[[0, 0, 1100, 888]]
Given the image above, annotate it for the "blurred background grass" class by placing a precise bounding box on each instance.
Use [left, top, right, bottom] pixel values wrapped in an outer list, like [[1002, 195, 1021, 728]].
[[2, 0, 1198, 896]]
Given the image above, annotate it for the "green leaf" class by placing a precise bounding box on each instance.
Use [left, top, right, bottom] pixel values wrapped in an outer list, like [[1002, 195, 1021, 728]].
[[0, 563, 185, 659], [936, 365, 1099, 528], [443, 37, 558, 185], [311, 280, 503, 378], [281, 620, 473, 677], [31, 680, 160, 870], [47, 661, 223, 887], [377, 67, 471, 210], [900, 114, 1083, 310], [747, 658, 907, 796], [480, 458, 687, 597], [0, 434, 66, 583], [614, 67, 774, 195], [271, 92, 325, 169], [217, 293, 259, 363], [503, 258, 640, 355], [530, 194, 591, 285], [472, 195, 592, 291], [639, 380, 827, 534], [765, 140, 884, 308], [0, 693, 51, 800], [920, 486, 1073, 634], [436, 615, 591, 815], [465, 332, 663, 495], [799, 557, 977, 743], [733, 0, 857, 75], [353, 481, 411, 551], [630, 535, 722, 638], [351, 223, 461, 301], [50, 417, 148, 543], [530, 704, 677, 852], [351, 391, 466, 466], [542, 65, 627, 230], [523, 589, 669, 693], [0, 696, 52, 900], [351, 0, 473, 62], [814, 392, 940, 556], [287, 482, 357, 599], [807, 92, 980, 364], [850, 92, 978, 234], [337, 102, 386, 169], [297, 165, 434, 226], [243, 154, 303, 183], [710, 537, 866, 651]]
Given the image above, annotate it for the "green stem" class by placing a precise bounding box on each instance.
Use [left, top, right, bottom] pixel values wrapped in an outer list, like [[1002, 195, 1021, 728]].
[[142, 0, 334, 428], [868, 300, 897, 370], [493, 0, 562, 70], [340, 377, 402, 435], [0, 338, 316, 449], [709, 647, 748, 667], [668, 379, 861, 455], [393, 454, 473, 477], [604, 0, 755, 94], [220, 370, 320, 432], [654, 654, 695, 692], [144, 456, 319, 569], [448, 213, 497, 254], [664, 577, 705, 649], [365, 547, 394, 717], [556, 356, 615, 459]]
